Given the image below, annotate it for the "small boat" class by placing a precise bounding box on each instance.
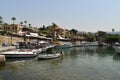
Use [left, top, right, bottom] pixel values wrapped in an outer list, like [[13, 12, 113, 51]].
[[0, 49, 38, 58], [38, 47, 62, 60], [38, 53, 61, 60]]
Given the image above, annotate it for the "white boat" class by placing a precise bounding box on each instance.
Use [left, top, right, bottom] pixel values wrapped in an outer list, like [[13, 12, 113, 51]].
[[0, 49, 38, 58], [80, 41, 98, 46], [38, 53, 61, 60], [38, 47, 63, 60], [38, 41, 55, 52], [113, 46, 120, 53]]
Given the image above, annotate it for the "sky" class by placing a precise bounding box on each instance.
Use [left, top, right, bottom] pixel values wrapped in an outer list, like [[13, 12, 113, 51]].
[[0, 0, 120, 32]]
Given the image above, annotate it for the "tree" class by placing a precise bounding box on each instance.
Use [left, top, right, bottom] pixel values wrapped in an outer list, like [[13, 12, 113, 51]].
[[24, 21, 27, 27], [43, 25, 45, 30], [70, 29, 78, 36], [86, 32, 95, 42], [96, 31, 107, 43], [0, 16, 3, 24], [28, 23, 31, 28], [106, 35, 120, 44], [20, 22, 23, 25], [11, 17, 16, 25]]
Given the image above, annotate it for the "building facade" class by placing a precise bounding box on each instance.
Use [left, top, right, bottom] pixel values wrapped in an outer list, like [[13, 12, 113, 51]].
[[0, 24, 23, 33]]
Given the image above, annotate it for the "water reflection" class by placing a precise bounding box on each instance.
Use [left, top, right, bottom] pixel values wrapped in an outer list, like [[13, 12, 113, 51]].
[[0, 64, 5, 71], [67, 46, 115, 57], [113, 53, 120, 61]]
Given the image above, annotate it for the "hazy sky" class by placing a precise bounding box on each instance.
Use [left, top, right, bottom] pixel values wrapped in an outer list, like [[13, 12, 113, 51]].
[[0, 0, 120, 32]]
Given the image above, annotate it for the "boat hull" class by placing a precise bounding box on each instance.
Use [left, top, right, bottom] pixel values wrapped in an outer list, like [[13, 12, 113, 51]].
[[113, 46, 120, 53], [0, 49, 37, 58], [38, 53, 61, 60], [4, 54, 36, 58]]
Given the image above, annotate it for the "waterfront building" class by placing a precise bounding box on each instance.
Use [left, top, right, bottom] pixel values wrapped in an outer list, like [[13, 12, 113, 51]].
[[0, 24, 23, 33]]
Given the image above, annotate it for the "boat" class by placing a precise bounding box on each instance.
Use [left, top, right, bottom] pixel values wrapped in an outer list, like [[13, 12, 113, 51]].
[[0, 49, 38, 58], [38, 53, 61, 60], [113, 46, 120, 53], [80, 41, 98, 46], [112, 42, 120, 53], [38, 47, 62, 60], [0, 41, 42, 58], [37, 41, 55, 52]]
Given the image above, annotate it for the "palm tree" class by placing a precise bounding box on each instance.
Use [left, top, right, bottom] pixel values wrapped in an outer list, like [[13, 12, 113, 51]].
[[24, 21, 27, 27], [20, 22, 23, 25], [11, 17, 16, 45], [28, 23, 31, 28], [0, 16, 3, 24], [11, 17, 16, 25]]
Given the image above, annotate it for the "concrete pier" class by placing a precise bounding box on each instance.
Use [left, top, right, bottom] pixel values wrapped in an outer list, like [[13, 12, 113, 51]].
[[0, 55, 6, 64]]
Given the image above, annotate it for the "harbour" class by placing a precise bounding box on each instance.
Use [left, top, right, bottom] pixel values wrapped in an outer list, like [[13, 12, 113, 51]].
[[0, 46, 120, 80], [1, 0, 120, 80]]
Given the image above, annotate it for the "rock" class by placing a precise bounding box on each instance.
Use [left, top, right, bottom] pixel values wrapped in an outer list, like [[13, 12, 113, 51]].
[[0, 55, 6, 64]]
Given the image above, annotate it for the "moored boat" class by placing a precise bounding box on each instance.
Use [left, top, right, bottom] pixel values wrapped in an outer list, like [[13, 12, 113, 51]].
[[113, 46, 120, 53], [38, 53, 61, 60], [0, 49, 38, 58], [38, 47, 63, 60]]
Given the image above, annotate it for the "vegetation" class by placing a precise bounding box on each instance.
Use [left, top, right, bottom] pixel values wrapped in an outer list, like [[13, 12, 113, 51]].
[[70, 29, 78, 36], [95, 31, 107, 44], [86, 32, 95, 42], [0, 16, 3, 24], [11, 17, 16, 25], [106, 35, 120, 44], [24, 21, 27, 27], [0, 30, 7, 35], [38, 25, 51, 36], [28, 24, 31, 28], [20, 22, 23, 25]]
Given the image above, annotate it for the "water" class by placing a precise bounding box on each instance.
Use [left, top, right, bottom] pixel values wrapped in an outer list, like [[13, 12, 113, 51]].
[[0, 46, 120, 80]]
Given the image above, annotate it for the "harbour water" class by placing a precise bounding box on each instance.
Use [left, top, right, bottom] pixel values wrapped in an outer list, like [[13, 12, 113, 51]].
[[0, 46, 120, 80]]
